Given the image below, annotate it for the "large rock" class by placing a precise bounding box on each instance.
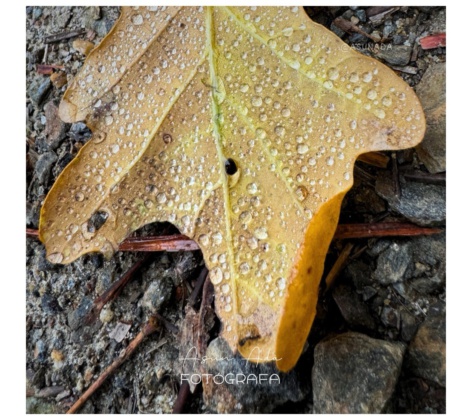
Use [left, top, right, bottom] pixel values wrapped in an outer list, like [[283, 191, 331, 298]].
[[375, 175, 445, 226], [312, 332, 405, 413], [407, 302, 445, 387], [199, 338, 306, 413], [415, 63, 446, 173]]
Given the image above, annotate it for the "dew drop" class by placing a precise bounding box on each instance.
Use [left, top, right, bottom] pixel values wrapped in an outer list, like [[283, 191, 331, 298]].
[[275, 125, 286, 137], [93, 131, 107, 144], [247, 237, 258, 249], [210, 267, 223, 285], [281, 108, 291, 117], [131, 14, 144, 25], [221, 283, 230, 294], [297, 144, 309, 154], [156, 192, 167, 204], [349, 73, 359, 83], [198, 234, 209, 246], [251, 96, 262, 107], [254, 227, 268, 240], [246, 183, 258, 194], [111, 144, 120, 154], [276, 277, 286, 290], [224, 304, 232, 312], [239, 211, 252, 224], [240, 84, 249, 93], [295, 185, 308, 201], [327, 67, 339, 80], [362, 72, 372, 83], [326, 156, 334, 166], [367, 89, 377, 100], [282, 27, 294, 37], [75, 192, 85, 202], [375, 109, 386, 119], [239, 262, 250, 275], [48, 252, 64, 264], [212, 232, 223, 245], [382, 96, 392, 107], [256, 128, 266, 139]]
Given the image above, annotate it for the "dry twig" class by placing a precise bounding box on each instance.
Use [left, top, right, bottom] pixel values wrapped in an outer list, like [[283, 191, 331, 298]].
[[66, 317, 160, 414]]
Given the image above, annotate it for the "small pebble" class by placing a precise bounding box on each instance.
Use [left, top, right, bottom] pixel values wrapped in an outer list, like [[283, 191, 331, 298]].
[[99, 307, 114, 323]]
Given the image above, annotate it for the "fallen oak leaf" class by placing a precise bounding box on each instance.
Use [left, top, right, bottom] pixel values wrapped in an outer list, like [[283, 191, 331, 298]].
[[39, 6, 425, 371]]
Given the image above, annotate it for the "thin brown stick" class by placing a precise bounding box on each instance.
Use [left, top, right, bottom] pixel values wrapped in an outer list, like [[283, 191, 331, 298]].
[[188, 267, 209, 306], [325, 243, 354, 291], [403, 171, 446, 185], [334, 222, 442, 239], [84, 255, 153, 325], [44, 29, 86, 44], [172, 382, 191, 414], [27, 222, 443, 251], [66, 317, 160, 414], [36, 64, 65, 74], [119, 235, 199, 252], [26, 228, 39, 238], [392, 152, 401, 198]]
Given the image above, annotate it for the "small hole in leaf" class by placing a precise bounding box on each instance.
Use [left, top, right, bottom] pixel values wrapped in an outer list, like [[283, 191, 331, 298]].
[[163, 133, 172, 144], [87, 211, 108, 232], [225, 158, 238, 175]]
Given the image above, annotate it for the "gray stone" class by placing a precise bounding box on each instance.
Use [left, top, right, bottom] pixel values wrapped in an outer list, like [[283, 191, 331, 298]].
[[376, 45, 412, 66], [35, 151, 57, 185], [26, 397, 60, 414], [408, 233, 445, 294], [380, 305, 400, 329], [201, 337, 306, 413], [312, 332, 405, 413], [415, 63, 446, 173], [52, 7, 71, 29], [26, 201, 40, 227], [346, 260, 374, 291], [140, 277, 173, 313], [383, 23, 396, 37], [362, 286, 377, 301], [400, 311, 419, 342], [332, 284, 376, 330], [67, 296, 93, 330], [32, 7, 43, 20], [375, 175, 446, 226], [374, 242, 412, 285], [30, 77, 51, 106], [356, 9, 367, 22], [93, 20, 109, 38], [407, 302, 445, 387]]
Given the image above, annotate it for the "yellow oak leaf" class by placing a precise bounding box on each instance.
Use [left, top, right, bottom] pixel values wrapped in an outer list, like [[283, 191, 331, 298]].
[[39, 6, 425, 371]]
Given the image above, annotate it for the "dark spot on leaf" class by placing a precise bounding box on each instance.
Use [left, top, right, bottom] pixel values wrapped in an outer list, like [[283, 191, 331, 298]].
[[307, 266, 312, 274], [87, 210, 108, 232], [225, 158, 238, 175], [163, 133, 172, 144]]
